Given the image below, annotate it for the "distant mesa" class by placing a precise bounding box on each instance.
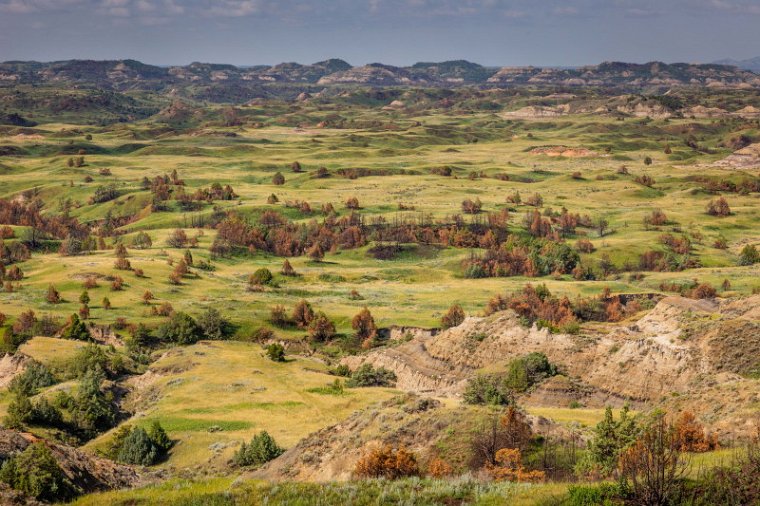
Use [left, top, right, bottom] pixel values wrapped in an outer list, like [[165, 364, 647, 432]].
[[0, 58, 757, 91]]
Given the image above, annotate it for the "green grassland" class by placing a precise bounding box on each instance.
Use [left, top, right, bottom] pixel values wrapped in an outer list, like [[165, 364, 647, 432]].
[[0, 91, 757, 503], [70, 477, 571, 506], [1, 108, 758, 333], [83, 340, 397, 469]]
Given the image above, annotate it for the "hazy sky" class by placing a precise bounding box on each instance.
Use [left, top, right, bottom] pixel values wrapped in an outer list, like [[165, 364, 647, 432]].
[[1, 0, 758, 66]]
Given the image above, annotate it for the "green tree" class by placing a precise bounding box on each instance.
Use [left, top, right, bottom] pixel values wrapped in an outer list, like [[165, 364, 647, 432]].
[[8, 360, 55, 396], [463, 374, 513, 406], [147, 421, 172, 454], [79, 290, 90, 305], [0, 443, 77, 502], [71, 367, 115, 434], [196, 308, 232, 340], [346, 364, 397, 388], [576, 405, 639, 478], [4, 393, 33, 429], [233, 431, 284, 466], [504, 352, 557, 392], [128, 323, 155, 350], [117, 427, 158, 466], [61, 314, 90, 341], [156, 312, 201, 345]]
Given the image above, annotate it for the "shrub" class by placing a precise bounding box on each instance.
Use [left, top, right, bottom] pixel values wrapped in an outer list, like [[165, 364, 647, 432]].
[[69, 344, 116, 379], [643, 209, 668, 228], [196, 308, 233, 340], [61, 314, 90, 341], [441, 304, 465, 329], [307, 312, 336, 342], [463, 374, 513, 405], [739, 244, 759, 266], [566, 483, 627, 506], [269, 305, 289, 327], [110, 275, 124, 291], [265, 343, 286, 362], [166, 229, 188, 248], [673, 411, 718, 452], [31, 397, 63, 426], [332, 364, 351, 377], [83, 276, 99, 289], [475, 407, 534, 469], [281, 259, 296, 276], [503, 352, 557, 392], [8, 360, 55, 396], [354, 445, 419, 479], [352, 308, 377, 343], [249, 268, 274, 287], [0, 442, 77, 502], [156, 312, 201, 345], [272, 172, 285, 185], [461, 198, 482, 214], [114, 257, 131, 270], [706, 197, 731, 216], [346, 364, 397, 387], [575, 238, 595, 253], [689, 283, 716, 299], [525, 193, 543, 207], [46, 284, 61, 304], [487, 448, 545, 482], [234, 431, 284, 467], [117, 427, 159, 466], [4, 393, 33, 429], [112, 422, 171, 466], [130, 231, 152, 249], [292, 300, 314, 328]]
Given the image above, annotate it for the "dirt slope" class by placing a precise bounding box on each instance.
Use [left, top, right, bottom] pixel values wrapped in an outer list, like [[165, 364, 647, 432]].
[[343, 296, 760, 436], [251, 394, 565, 482], [0, 429, 140, 493], [0, 353, 29, 389]]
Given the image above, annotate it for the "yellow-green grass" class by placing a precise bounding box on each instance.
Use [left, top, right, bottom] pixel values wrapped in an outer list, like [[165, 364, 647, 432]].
[[526, 407, 637, 428], [17, 336, 88, 365], [2, 112, 758, 338], [68, 477, 570, 506], [687, 447, 745, 476], [84, 340, 398, 469]]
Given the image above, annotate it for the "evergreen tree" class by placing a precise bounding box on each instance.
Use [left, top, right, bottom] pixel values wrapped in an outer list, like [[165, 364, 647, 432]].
[[233, 431, 284, 466], [0, 443, 77, 502], [117, 427, 158, 466], [62, 314, 90, 341]]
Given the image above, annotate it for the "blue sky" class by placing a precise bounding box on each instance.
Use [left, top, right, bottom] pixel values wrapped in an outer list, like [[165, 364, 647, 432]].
[[0, 0, 758, 66]]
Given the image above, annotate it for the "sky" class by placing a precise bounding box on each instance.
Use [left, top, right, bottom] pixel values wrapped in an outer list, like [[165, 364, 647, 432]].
[[0, 0, 759, 67]]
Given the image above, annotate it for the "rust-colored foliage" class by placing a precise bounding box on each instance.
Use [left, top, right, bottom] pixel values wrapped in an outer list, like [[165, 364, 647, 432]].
[[354, 445, 419, 479], [487, 448, 546, 483], [427, 457, 453, 478], [674, 411, 719, 452], [706, 197, 731, 217], [352, 307, 377, 341]]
